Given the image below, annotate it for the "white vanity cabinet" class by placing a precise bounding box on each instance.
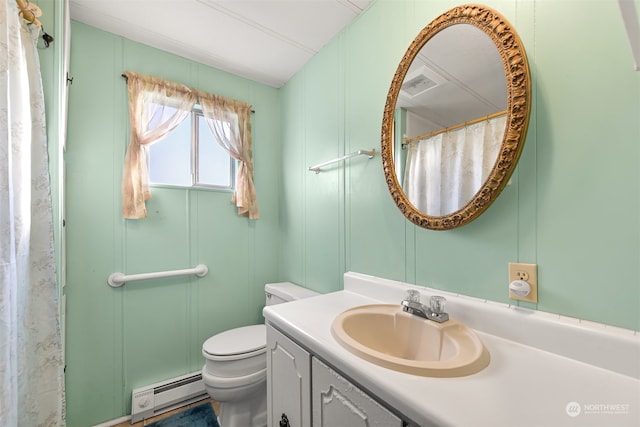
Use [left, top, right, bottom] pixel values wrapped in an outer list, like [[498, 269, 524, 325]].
[[266, 325, 403, 427]]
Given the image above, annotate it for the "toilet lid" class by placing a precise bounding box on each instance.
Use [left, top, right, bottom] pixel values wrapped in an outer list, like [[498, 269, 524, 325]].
[[203, 324, 266, 357]]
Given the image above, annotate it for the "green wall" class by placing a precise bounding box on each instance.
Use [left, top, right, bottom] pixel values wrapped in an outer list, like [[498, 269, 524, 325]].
[[280, 0, 640, 330], [63, 21, 281, 426]]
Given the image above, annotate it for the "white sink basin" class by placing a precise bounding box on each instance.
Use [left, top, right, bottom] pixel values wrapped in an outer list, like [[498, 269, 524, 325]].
[[331, 304, 490, 377]]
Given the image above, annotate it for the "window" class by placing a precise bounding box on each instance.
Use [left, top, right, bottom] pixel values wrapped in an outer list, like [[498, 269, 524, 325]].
[[121, 71, 258, 219], [148, 104, 235, 190]]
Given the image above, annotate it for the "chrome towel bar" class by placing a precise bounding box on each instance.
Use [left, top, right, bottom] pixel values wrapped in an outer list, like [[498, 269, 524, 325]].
[[107, 264, 208, 288], [308, 149, 376, 174]]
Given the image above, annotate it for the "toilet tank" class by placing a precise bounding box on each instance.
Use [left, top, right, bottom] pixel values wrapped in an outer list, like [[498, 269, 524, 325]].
[[265, 282, 319, 306]]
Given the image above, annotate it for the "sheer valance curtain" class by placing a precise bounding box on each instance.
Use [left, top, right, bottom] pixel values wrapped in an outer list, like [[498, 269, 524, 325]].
[[121, 71, 258, 219], [403, 115, 507, 216]]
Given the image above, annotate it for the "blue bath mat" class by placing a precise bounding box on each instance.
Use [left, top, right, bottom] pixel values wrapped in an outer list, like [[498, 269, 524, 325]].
[[147, 402, 219, 427]]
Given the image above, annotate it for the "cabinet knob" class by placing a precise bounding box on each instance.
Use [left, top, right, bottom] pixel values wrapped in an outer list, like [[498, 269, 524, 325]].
[[279, 413, 291, 427]]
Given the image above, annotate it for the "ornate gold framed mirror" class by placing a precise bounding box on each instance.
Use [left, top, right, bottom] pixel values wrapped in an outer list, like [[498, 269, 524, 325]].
[[381, 4, 531, 230]]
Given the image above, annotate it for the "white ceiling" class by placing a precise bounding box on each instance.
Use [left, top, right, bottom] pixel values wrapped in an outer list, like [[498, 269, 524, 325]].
[[69, 0, 506, 136], [69, 0, 372, 88]]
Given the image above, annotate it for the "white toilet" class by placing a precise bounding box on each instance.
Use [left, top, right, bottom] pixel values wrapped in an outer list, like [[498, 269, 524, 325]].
[[201, 282, 319, 427]]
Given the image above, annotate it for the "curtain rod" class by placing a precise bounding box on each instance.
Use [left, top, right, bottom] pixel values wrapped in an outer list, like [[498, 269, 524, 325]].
[[403, 109, 508, 145], [15, 0, 54, 47], [16, 0, 41, 27], [121, 73, 255, 113]]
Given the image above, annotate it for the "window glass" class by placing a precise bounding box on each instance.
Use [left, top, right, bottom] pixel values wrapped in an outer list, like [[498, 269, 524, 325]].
[[196, 115, 232, 188], [148, 113, 191, 186], [147, 105, 235, 190]]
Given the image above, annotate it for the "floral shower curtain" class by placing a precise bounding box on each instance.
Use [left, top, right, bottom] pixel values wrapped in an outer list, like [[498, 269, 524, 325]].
[[0, 1, 65, 425], [403, 115, 507, 216]]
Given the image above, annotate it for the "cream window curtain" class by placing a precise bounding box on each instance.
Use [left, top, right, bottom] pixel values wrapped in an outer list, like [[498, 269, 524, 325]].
[[122, 71, 197, 218], [199, 94, 258, 219], [403, 115, 507, 216], [122, 72, 258, 220]]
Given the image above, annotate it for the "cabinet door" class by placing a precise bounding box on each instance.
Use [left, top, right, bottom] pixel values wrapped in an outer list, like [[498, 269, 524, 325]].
[[266, 325, 311, 427], [312, 358, 403, 427]]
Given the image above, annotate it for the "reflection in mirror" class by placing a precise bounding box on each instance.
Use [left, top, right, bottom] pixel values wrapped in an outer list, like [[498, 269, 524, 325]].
[[381, 5, 531, 230], [398, 24, 507, 216]]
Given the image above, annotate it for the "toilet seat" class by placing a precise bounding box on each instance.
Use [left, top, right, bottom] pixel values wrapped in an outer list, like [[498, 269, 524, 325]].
[[203, 324, 266, 358]]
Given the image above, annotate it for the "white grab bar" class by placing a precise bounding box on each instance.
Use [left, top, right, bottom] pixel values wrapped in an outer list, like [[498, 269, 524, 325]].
[[107, 264, 208, 288]]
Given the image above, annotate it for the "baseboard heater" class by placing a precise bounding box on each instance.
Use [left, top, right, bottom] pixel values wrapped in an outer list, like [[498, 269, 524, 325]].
[[131, 371, 207, 423]]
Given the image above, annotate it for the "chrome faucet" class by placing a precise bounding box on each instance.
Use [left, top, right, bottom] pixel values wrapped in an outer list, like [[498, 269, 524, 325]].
[[401, 290, 449, 323]]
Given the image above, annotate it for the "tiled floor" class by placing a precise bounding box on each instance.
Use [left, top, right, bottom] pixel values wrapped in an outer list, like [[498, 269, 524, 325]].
[[114, 398, 220, 427]]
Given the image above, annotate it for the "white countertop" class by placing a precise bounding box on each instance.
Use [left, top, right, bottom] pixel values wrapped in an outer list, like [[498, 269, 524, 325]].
[[263, 273, 640, 427]]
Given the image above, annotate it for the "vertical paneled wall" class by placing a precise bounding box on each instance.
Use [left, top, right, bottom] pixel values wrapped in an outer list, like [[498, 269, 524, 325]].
[[280, 0, 639, 329], [64, 22, 281, 426]]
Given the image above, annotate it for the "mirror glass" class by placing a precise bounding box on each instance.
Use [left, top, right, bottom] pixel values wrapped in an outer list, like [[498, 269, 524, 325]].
[[381, 5, 531, 230], [398, 24, 506, 216]]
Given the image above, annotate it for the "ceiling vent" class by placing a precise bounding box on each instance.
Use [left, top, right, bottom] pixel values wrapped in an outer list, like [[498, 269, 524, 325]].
[[400, 65, 447, 98]]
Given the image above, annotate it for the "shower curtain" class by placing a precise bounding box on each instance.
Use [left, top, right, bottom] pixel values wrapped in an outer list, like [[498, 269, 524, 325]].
[[403, 115, 507, 216], [0, 1, 65, 425]]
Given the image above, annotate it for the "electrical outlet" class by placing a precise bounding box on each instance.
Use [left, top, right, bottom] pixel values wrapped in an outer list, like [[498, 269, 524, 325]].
[[508, 262, 538, 303]]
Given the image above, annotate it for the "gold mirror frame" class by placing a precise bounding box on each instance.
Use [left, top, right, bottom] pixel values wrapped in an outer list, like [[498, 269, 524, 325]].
[[381, 4, 531, 230]]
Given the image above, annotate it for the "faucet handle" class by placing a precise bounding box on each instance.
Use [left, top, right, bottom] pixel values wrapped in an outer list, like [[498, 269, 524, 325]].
[[429, 295, 446, 314], [405, 289, 421, 303]]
